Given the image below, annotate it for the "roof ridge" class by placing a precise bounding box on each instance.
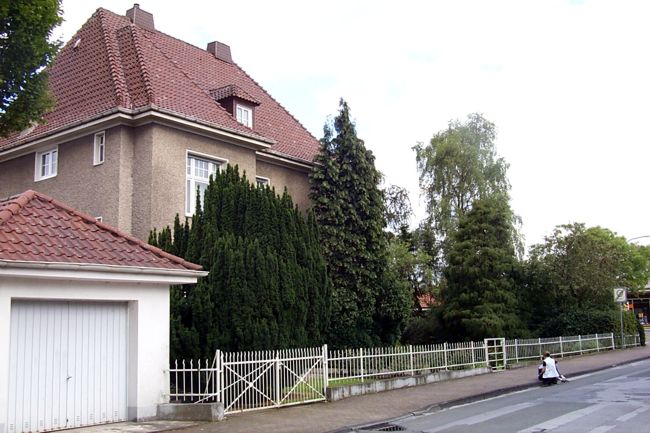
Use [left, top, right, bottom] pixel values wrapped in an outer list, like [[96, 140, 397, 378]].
[[26, 190, 202, 271], [0, 190, 37, 226], [123, 24, 155, 104], [96, 8, 130, 108]]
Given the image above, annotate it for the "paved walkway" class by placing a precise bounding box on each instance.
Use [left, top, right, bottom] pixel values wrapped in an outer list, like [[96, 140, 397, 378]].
[[166, 345, 650, 433]]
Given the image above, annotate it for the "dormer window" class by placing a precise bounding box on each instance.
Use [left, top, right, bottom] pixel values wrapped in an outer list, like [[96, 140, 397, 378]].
[[236, 104, 253, 128]]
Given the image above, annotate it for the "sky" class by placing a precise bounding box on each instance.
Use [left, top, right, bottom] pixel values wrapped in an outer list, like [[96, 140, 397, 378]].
[[53, 0, 650, 249]]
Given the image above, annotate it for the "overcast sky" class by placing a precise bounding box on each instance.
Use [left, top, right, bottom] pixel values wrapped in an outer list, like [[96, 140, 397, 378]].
[[54, 0, 650, 249]]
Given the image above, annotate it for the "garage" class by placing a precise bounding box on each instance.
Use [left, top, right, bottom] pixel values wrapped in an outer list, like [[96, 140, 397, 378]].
[[0, 190, 206, 433], [8, 301, 128, 432]]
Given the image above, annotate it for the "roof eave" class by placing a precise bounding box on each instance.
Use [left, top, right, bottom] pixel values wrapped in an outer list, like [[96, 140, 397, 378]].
[[0, 107, 275, 162], [0, 259, 208, 285]]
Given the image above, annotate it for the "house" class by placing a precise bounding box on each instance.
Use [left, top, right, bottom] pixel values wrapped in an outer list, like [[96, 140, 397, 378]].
[[0, 4, 320, 241], [0, 190, 207, 433]]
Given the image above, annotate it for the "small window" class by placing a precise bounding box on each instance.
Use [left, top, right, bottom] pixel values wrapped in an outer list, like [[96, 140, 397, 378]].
[[256, 176, 270, 187], [35, 147, 58, 181], [94, 131, 105, 165], [186, 154, 226, 215], [236, 104, 253, 128], [95, 216, 103, 222]]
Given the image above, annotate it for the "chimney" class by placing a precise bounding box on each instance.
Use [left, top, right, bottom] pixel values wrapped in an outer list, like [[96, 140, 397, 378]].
[[126, 4, 155, 31], [207, 41, 233, 63]]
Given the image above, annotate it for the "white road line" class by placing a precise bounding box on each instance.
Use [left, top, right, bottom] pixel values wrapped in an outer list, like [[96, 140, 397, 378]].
[[588, 425, 615, 433], [616, 405, 650, 422], [424, 402, 535, 433], [516, 403, 609, 433]]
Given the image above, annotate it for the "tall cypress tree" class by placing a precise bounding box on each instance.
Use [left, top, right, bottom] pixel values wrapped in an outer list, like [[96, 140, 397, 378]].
[[152, 165, 330, 357], [310, 99, 410, 347]]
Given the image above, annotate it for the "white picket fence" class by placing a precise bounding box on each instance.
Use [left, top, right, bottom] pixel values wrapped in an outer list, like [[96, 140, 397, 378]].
[[168, 332, 639, 414]]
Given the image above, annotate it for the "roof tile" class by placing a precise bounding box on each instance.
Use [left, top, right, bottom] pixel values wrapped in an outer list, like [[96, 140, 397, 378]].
[[0, 190, 202, 271]]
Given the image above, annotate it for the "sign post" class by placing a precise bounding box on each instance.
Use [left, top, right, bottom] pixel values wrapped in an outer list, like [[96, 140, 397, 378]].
[[614, 288, 627, 348]]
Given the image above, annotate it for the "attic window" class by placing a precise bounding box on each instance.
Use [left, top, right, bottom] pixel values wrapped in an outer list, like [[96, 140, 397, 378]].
[[236, 104, 253, 128]]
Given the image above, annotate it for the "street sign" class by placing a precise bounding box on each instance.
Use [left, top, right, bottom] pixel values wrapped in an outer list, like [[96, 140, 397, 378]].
[[613, 288, 627, 303]]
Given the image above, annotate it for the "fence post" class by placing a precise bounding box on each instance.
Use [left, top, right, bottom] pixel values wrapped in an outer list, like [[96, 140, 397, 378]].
[[502, 338, 507, 368], [578, 335, 583, 355], [409, 345, 414, 376], [444, 342, 449, 370], [471, 341, 475, 367], [483, 340, 489, 369], [215, 350, 222, 403], [538, 337, 542, 357], [322, 344, 329, 393], [360, 347, 365, 383], [275, 352, 281, 407], [611, 333, 615, 350], [514, 339, 519, 363], [559, 336, 564, 358], [595, 333, 599, 352]]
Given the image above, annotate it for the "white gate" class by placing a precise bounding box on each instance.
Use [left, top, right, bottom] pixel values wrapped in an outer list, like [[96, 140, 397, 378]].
[[7, 300, 128, 433], [484, 338, 506, 370]]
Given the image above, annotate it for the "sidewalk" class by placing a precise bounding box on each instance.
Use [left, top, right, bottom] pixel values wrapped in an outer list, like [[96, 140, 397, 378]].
[[166, 345, 650, 433]]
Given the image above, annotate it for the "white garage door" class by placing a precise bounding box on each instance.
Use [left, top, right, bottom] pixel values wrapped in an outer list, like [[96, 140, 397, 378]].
[[7, 300, 128, 433]]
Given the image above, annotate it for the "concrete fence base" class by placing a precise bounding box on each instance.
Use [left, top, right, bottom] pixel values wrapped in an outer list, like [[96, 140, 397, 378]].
[[157, 402, 224, 421], [326, 367, 491, 401]]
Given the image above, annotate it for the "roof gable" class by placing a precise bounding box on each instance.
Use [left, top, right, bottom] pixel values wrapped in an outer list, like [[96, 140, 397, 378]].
[[0, 190, 201, 271], [0, 6, 319, 163]]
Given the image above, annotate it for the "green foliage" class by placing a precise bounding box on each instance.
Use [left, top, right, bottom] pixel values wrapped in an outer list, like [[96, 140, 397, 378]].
[[441, 194, 525, 341], [151, 165, 330, 357], [309, 99, 411, 347], [0, 0, 62, 136], [521, 223, 650, 336], [413, 114, 514, 252], [383, 184, 413, 234]]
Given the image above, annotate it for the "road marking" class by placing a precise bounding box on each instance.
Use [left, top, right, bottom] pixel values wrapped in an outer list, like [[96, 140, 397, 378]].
[[588, 425, 615, 433], [616, 405, 650, 422], [424, 402, 535, 433], [516, 403, 609, 433]]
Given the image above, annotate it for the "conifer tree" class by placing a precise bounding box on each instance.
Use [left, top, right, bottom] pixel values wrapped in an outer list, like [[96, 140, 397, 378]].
[[310, 99, 410, 347], [441, 194, 524, 341], [151, 165, 329, 357]]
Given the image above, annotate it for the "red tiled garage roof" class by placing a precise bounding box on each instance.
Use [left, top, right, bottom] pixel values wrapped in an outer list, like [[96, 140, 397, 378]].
[[0, 6, 320, 164], [0, 190, 202, 271]]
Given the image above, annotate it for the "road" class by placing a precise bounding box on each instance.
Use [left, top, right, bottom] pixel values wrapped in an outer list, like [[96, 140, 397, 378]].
[[351, 359, 650, 433]]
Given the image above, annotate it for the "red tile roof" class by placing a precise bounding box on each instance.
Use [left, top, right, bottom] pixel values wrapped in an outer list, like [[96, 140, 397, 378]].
[[0, 7, 320, 163], [0, 190, 202, 271]]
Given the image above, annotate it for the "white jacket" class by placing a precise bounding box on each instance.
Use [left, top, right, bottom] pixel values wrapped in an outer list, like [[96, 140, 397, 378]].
[[542, 356, 559, 379]]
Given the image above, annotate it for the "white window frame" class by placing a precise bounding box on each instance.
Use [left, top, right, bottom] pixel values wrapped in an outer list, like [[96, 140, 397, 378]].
[[186, 152, 227, 216], [256, 176, 270, 187], [236, 104, 253, 128], [34, 146, 58, 181], [93, 131, 105, 165]]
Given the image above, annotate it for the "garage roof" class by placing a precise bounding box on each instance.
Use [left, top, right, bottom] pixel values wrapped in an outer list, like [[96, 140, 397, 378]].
[[0, 190, 202, 271]]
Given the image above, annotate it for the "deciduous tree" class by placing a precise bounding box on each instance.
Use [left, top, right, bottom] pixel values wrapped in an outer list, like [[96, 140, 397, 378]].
[[0, 0, 62, 136]]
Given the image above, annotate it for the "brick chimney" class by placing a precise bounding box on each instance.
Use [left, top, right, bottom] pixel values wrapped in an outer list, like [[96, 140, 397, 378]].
[[126, 4, 155, 31], [207, 41, 233, 63]]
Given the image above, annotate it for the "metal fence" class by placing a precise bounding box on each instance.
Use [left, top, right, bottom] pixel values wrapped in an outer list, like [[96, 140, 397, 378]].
[[168, 332, 640, 413]]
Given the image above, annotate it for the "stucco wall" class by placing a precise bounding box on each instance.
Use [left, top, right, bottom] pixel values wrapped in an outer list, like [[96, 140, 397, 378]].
[[0, 127, 128, 232], [0, 274, 171, 431], [256, 159, 312, 211]]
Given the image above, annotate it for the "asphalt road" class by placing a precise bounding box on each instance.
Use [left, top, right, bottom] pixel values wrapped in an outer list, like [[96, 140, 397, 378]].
[[353, 359, 650, 433]]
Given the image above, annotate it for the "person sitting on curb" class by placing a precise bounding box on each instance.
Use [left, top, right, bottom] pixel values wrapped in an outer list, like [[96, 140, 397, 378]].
[[540, 351, 560, 385]]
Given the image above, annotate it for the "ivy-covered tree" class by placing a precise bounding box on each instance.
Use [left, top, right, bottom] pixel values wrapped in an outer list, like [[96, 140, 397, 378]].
[[0, 0, 62, 136], [441, 194, 524, 341], [310, 99, 410, 347], [151, 165, 330, 357]]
